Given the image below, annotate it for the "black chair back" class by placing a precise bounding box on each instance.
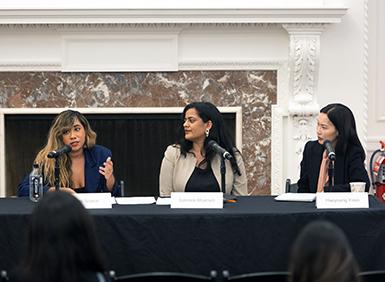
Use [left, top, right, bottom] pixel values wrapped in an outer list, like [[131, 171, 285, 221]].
[[359, 270, 385, 282], [223, 271, 290, 282], [285, 179, 298, 193], [113, 271, 217, 282]]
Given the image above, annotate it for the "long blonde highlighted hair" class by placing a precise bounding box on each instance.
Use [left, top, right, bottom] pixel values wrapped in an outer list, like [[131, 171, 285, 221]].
[[34, 110, 97, 188]]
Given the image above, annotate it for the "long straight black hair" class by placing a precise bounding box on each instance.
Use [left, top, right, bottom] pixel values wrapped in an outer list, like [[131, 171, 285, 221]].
[[18, 191, 105, 282], [177, 102, 241, 175], [320, 103, 365, 160]]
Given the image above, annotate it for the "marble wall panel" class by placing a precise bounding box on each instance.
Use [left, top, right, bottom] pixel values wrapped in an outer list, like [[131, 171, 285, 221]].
[[0, 70, 276, 195]]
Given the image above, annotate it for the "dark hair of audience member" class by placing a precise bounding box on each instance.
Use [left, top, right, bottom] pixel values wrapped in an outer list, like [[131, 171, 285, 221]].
[[289, 220, 361, 282], [18, 191, 106, 282]]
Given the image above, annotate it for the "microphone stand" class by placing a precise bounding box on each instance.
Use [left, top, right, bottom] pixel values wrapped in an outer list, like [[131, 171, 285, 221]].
[[328, 159, 335, 190], [54, 157, 60, 191], [220, 156, 226, 194]]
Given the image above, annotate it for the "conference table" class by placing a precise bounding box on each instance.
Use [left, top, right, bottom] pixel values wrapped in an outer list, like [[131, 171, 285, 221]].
[[1, 196, 385, 276]]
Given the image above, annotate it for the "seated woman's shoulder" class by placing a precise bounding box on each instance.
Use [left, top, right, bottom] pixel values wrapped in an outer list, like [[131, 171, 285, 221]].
[[346, 143, 366, 159], [164, 144, 181, 158], [88, 144, 112, 156], [166, 144, 180, 152], [170, 144, 180, 149], [304, 140, 323, 151], [307, 140, 320, 147], [348, 143, 363, 152]]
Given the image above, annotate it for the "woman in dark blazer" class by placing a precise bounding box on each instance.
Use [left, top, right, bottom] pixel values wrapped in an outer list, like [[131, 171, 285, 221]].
[[297, 103, 370, 193], [17, 110, 120, 196]]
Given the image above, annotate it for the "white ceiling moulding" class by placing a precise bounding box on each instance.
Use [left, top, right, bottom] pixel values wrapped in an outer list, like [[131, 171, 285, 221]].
[[0, 0, 343, 9], [0, 7, 348, 25]]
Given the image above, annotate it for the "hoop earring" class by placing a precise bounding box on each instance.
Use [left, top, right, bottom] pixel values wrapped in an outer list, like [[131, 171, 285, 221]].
[[205, 129, 210, 138]]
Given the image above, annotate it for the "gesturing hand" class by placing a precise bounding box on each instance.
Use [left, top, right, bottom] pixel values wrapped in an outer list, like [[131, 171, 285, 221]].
[[99, 156, 114, 180]]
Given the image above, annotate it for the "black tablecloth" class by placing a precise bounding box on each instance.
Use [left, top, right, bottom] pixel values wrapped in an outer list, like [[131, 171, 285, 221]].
[[1, 196, 385, 276]]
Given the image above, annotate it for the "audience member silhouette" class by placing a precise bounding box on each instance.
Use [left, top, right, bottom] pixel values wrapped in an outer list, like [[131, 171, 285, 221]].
[[16, 191, 108, 282], [289, 220, 361, 282]]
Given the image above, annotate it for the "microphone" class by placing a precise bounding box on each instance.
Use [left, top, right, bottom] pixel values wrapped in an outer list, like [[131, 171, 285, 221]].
[[207, 140, 233, 160], [47, 144, 72, 159], [323, 140, 336, 161]]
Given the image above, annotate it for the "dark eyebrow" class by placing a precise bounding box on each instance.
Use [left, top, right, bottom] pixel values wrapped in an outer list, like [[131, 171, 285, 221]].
[[317, 119, 328, 126], [61, 128, 71, 134]]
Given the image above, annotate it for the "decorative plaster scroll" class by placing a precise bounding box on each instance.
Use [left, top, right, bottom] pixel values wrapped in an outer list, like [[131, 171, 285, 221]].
[[282, 23, 323, 170], [292, 116, 316, 161], [283, 23, 324, 117]]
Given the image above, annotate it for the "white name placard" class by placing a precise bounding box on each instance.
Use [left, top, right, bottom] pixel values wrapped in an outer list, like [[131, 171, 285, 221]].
[[74, 193, 112, 209], [316, 192, 369, 209], [171, 192, 223, 209]]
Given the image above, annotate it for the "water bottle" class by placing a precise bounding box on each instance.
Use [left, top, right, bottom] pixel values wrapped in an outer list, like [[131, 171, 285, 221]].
[[29, 163, 43, 202]]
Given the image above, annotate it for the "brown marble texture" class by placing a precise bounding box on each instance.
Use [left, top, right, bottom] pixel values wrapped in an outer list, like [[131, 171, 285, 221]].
[[0, 71, 276, 195]]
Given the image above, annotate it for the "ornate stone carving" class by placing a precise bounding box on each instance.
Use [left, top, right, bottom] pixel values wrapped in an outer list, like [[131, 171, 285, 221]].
[[292, 116, 316, 162], [282, 24, 323, 175], [283, 24, 324, 117]]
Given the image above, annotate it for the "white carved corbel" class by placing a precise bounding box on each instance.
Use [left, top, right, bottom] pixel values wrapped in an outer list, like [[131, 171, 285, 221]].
[[282, 23, 326, 179], [283, 23, 325, 115]]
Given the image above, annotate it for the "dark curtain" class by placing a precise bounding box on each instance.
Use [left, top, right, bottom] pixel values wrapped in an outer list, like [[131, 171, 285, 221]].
[[6, 113, 235, 197]]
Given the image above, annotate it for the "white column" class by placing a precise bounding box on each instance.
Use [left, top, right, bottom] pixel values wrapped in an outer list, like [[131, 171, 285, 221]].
[[282, 24, 326, 184]]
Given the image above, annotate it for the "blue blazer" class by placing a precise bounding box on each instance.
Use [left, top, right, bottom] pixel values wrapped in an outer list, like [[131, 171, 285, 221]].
[[297, 140, 370, 193], [17, 145, 121, 197]]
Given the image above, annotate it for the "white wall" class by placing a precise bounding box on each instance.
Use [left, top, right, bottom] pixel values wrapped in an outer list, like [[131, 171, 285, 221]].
[[368, 0, 385, 158], [317, 0, 370, 157]]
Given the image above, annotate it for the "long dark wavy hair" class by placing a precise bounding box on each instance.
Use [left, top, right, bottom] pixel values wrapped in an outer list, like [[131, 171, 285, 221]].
[[177, 102, 241, 175], [18, 191, 105, 282], [35, 110, 97, 188], [289, 221, 361, 282], [320, 103, 365, 160]]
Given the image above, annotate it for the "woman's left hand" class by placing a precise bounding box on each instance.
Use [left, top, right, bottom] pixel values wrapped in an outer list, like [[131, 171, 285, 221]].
[[99, 156, 115, 191], [99, 156, 114, 181]]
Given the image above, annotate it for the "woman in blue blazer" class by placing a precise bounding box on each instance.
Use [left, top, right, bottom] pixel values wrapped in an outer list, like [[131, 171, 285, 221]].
[[18, 110, 120, 197], [297, 103, 370, 193]]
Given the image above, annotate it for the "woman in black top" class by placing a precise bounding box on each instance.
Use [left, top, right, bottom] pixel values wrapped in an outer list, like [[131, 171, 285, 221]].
[[297, 103, 370, 193], [159, 102, 247, 196]]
